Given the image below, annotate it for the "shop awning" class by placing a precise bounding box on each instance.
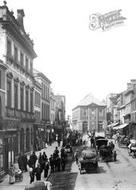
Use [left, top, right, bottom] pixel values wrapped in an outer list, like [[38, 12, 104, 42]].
[[113, 123, 129, 130], [107, 122, 119, 128]]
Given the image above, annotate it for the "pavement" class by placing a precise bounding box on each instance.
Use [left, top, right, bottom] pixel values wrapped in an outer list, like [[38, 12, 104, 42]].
[[0, 141, 62, 190]]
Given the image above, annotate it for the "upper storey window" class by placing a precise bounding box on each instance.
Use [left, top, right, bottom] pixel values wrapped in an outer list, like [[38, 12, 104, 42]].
[[25, 56, 28, 72], [20, 52, 24, 66], [7, 40, 12, 57], [14, 46, 18, 63]]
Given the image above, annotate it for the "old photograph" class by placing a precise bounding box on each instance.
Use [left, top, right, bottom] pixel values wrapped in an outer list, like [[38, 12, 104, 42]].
[[0, 0, 136, 189]]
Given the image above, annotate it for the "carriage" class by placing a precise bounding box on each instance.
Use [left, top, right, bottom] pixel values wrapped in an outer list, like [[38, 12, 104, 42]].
[[96, 139, 116, 162], [78, 149, 98, 174], [95, 138, 108, 151]]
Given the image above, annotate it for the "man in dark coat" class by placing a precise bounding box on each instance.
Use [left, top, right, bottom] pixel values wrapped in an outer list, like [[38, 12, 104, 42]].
[[29, 152, 37, 169], [22, 154, 28, 172], [35, 164, 42, 181], [49, 155, 54, 173], [18, 153, 24, 171], [43, 161, 49, 178], [61, 157, 66, 171]]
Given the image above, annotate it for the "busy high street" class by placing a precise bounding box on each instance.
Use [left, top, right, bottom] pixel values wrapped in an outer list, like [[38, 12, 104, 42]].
[[0, 1, 136, 190], [1, 132, 136, 190]]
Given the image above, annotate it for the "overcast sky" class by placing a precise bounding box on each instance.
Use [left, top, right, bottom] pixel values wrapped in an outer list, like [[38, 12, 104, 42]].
[[5, 0, 136, 116]]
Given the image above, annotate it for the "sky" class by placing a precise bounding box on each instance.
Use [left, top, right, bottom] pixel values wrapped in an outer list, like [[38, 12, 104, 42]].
[[4, 0, 136, 116]]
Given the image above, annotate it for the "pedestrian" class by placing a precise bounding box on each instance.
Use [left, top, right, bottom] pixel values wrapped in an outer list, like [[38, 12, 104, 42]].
[[58, 138, 61, 147], [35, 163, 42, 181], [54, 147, 59, 157], [18, 153, 24, 171], [113, 150, 117, 161], [29, 167, 35, 184], [60, 147, 66, 159], [43, 160, 49, 178], [49, 155, 54, 173], [41, 152, 47, 170], [38, 152, 43, 170], [9, 164, 15, 184], [74, 150, 79, 164], [61, 156, 66, 171], [22, 154, 28, 172], [56, 155, 61, 172], [29, 151, 37, 169]]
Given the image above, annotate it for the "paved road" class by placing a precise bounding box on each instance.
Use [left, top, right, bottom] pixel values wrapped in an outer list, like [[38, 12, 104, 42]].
[[1, 140, 136, 190], [73, 142, 136, 190]]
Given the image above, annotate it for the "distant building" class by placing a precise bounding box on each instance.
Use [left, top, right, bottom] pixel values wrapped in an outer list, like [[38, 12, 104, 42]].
[[50, 89, 55, 125], [54, 95, 66, 137], [33, 73, 43, 150], [0, 2, 37, 176], [123, 80, 136, 138], [72, 93, 107, 133], [55, 95, 66, 123], [106, 93, 120, 124], [33, 69, 51, 144], [106, 80, 136, 139]]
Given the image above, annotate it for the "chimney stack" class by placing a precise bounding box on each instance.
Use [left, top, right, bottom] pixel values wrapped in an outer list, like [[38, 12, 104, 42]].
[[17, 9, 25, 30]]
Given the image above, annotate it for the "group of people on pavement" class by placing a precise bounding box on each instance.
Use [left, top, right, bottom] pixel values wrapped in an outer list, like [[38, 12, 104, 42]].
[[49, 146, 67, 173], [17, 146, 68, 184], [27, 151, 49, 184]]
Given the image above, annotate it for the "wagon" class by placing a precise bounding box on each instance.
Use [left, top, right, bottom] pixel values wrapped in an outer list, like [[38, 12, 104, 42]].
[[78, 149, 98, 174], [99, 144, 116, 162], [95, 139, 108, 151]]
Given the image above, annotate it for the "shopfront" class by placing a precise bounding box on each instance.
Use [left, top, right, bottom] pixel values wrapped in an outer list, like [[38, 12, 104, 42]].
[[0, 129, 17, 180]]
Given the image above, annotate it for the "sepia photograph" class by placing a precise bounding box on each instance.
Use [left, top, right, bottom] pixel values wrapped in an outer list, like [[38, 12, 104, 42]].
[[0, 0, 136, 189]]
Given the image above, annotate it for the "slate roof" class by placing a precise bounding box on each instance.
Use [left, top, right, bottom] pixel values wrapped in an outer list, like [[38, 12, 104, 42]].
[[78, 93, 106, 107]]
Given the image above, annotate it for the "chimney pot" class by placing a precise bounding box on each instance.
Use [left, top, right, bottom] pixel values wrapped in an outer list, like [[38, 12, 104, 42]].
[[17, 9, 25, 30]]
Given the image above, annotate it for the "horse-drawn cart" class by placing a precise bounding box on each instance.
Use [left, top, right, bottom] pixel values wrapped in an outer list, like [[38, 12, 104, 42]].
[[96, 139, 116, 162], [78, 149, 98, 174]]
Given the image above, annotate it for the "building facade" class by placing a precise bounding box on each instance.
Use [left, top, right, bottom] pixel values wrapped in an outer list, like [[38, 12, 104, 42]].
[[33, 76, 43, 150], [33, 69, 51, 143], [107, 80, 136, 139], [54, 95, 66, 138], [0, 2, 37, 176], [72, 93, 107, 133], [50, 89, 55, 125]]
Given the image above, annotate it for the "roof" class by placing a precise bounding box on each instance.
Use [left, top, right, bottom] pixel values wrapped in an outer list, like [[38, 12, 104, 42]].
[[113, 123, 129, 130], [78, 93, 106, 107]]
